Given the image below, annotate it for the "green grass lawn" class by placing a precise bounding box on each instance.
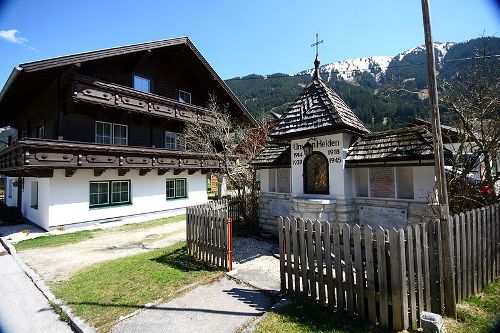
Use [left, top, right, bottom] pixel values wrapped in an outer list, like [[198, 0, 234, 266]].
[[254, 296, 375, 333], [446, 279, 500, 333], [53, 242, 222, 332], [14, 214, 184, 251]]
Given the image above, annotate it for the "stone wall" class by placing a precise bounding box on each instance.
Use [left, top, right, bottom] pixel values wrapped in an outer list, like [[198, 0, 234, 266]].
[[353, 198, 435, 225], [258, 192, 291, 236]]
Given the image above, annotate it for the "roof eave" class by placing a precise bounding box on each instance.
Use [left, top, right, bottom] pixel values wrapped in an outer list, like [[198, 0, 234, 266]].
[[0, 67, 22, 105]]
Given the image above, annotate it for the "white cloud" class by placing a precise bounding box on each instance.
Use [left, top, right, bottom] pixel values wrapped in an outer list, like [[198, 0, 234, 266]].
[[0, 29, 28, 44]]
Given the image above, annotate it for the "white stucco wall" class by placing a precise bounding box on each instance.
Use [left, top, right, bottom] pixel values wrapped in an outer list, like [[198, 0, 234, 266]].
[[23, 178, 50, 230], [413, 166, 436, 201], [47, 169, 208, 227], [290, 133, 353, 200], [5, 170, 208, 229], [259, 169, 270, 192]]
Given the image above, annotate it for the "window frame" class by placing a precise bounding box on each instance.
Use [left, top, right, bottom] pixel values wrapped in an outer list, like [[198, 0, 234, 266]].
[[303, 152, 330, 195], [95, 121, 128, 146], [178, 90, 192, 104], [36, 125, 44, 139], [7, 179, 12, 198], [164, 131, 185, 150], [89, 180, 131, 208], [133, 74, 151, 93], [166, 178, 187, 200], [30, 181, 39, 209]]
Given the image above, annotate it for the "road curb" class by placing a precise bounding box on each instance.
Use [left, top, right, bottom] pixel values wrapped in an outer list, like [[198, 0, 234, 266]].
[[0, 237, 96, 333]]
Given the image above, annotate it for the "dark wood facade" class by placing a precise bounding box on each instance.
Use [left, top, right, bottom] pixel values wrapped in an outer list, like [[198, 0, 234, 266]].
[[0, 37, 253, 177]]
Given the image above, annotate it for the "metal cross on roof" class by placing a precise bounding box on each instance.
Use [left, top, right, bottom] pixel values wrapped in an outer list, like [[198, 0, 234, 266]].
[[311, 33, 324, 58]]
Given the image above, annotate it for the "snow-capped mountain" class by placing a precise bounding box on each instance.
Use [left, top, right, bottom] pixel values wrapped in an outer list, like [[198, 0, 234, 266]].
[[299, 42, 455, 84]]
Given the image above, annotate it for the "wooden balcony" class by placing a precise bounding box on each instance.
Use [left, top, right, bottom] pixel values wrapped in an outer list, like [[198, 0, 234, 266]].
[[72, 75, 217, 124], [0, 138, 221, 177]]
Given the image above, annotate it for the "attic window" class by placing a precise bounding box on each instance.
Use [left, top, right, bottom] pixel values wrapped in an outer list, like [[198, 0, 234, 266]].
[[133, 75, 150, 93], [179, 90, 191, 104]]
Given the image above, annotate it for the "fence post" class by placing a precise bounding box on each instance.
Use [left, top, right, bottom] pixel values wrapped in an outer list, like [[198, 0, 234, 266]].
[[227, 217, 233, 271], [278, 217, 286, 292]]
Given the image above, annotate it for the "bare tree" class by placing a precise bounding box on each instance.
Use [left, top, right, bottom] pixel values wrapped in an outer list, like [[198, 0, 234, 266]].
[[440, 41, 500, 212], [183, 95, 271, 231]]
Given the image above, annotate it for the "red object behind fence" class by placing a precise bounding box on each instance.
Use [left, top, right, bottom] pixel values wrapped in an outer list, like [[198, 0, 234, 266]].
[[227, 217, 233, 271]]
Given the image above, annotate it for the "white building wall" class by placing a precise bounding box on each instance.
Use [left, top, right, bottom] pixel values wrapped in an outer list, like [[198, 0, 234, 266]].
[[4, 176, 17, 207], [413, 166, 436, 201], [290, 133, 352, 200], [23, 178, 50, 230], [46, 169, 207, 227], [259, 169, 270, 192]]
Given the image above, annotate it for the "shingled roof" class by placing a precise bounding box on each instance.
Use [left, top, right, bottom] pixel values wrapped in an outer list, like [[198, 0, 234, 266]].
[[269, 76, 369, 139], [345, 125, 449, 165], [251, 144, 291, 169], [0, 37, 255, 125]]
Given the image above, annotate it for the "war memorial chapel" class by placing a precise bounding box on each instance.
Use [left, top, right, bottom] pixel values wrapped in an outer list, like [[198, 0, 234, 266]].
[[253, 55, 443, 235]]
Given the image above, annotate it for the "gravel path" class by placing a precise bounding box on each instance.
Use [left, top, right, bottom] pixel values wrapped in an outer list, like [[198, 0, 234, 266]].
[[228, 237, 280, 291], [17, 221, 186, 282]]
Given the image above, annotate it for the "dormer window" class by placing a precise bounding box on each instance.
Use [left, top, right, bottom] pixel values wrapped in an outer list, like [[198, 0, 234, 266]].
[[165, 131, 185, 150], [178, 90, 191, 104], [133, 75, 150, 93]]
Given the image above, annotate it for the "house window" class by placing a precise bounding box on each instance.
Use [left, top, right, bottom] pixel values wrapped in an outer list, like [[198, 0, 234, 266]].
[[95, 121, 128, 146], [133, 75, 150, 93], [7, 179, 12, 198], [178, 90, 191, 104], [31, 181, 38, 209], [166, 178, 187, 199], [397, 167, 414, 199], [304, 152, 329, 194], [113, 124, 128, 146], [36, 126, 44, 139], [165, 131, 185, 150], [89, 180, 131, 208]]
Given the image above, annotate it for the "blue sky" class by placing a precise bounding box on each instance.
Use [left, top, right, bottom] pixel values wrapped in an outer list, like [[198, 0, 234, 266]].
[[0, 0, 498, 86]]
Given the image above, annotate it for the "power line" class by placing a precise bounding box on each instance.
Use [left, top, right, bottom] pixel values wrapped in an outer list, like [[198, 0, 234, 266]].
[[225, 54, 500, 81]]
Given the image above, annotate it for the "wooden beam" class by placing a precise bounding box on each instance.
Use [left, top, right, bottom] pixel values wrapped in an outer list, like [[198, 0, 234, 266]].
[[201, 169, 209, 175], [65, 168, 77, 177], [158, 168, 169, 176], [32, 169, 54, 178], [139, 168, 151, 176], [188, 169, 197, 175], [94, 168, 105, 177], [118, 168, 130, 177], [174, 169, 183, 175]]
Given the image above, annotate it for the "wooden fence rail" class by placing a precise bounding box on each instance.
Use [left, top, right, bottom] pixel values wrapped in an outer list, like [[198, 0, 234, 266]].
[[278, 203, 499, 331]]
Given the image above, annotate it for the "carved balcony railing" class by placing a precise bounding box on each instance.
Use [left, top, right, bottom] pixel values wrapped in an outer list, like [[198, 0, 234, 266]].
[[72, 75, 217, 124], [0, 138, 221, 177]]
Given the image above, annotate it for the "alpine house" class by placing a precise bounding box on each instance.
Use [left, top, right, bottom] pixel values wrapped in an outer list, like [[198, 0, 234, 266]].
[[0, 37, 254, 230]]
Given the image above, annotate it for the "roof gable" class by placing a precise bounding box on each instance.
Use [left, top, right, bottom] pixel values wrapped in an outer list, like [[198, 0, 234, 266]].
[[0, 37, 255, 125], [270, 78, 369, 139]]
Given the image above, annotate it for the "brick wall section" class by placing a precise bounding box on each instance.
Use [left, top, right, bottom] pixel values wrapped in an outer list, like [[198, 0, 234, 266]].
[[370, 167, 395, 198]]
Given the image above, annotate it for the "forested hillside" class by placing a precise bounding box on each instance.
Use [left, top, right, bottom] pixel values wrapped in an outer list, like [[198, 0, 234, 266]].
[[226, 37, 499, 130]]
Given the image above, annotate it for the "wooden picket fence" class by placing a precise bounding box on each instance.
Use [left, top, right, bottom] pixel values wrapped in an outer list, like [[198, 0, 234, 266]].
[[186, 198, 241, 271], [278, 203, 499, 331]]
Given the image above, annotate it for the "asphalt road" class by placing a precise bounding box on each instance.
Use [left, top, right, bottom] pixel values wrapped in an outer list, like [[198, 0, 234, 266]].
[[0, 253, 73, 333]]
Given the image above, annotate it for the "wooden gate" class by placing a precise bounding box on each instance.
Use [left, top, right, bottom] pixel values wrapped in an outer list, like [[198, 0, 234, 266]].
[[186, 201, 235, 270]]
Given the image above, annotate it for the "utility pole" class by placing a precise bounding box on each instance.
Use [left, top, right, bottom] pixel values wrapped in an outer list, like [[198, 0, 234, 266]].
[[420, 0, 456, 317]]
